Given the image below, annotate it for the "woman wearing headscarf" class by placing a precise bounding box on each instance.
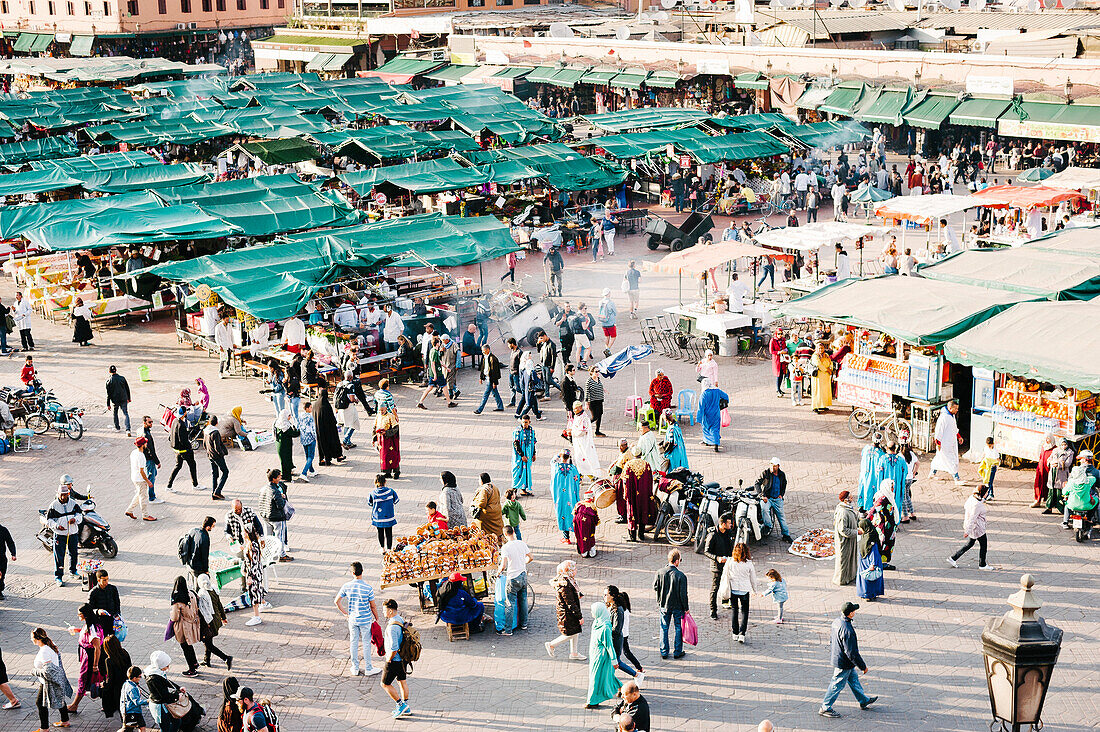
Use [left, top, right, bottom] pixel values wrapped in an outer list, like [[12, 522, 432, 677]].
[[573, 489, 600, 558], [695, 350, 719, 392], [856, 516, 885, 601], [832, 490, 859, 586], [868, 480, 900, 571], [809, 342, 834, 413], [662, 410, 689, 472], [177, 388, 202, 426], [314, 386, 345, 466], [169, 576, 201, 677], [71, 297, 93, 346], [374, 403, 401, 479], [696, 379, 729, 452], [145, 650, 201, 732], [32, 628, 72, 730], [439, 471, 467, 528], [273, 409, 299, 481], [241, 523, 267, 627], [585, 602, 621, 709], [193, 573, 231, 670], [66, 603, 105, 713], [100, 633, 131, 720], [769, 328, 788, 397], [434, 572, 487, 633], [546, 560, 585, 660], [471, 473, 504, 540], [217, 677, 243, 732], [219, 406, 248, 447], [551, 450, 581, 544], [1031, 433, 1055, 508], [1045, 437, 1074, 515]]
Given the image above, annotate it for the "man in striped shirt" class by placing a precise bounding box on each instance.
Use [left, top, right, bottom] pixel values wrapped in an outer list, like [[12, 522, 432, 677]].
[[335, 561, 381, 676]]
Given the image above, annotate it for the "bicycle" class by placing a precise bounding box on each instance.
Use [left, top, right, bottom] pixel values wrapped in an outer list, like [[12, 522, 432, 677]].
[[848, 407, 912, 444]]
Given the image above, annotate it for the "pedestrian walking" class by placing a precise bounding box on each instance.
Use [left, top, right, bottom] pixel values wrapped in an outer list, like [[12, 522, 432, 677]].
[[514, 353, 542, 419], [551, 450, 581, 544], [369, 474, 399, 552], [585, 602, 621, 708], [868, 481, 900, 571], [100, 633, 130, 721], [511, 415, 537, 496], [169, 576, 202, 677], [46, 480, 83, 586], [606, 586, 643, 683], [12, 291, 33, 351], [127, 437, 157, 521], [335, 372, 361, 447], [195, 571, 230, 671], [498, 526, 531, 634], [574, 305, 594, 367], [381, 599, 412, 718], [832, 491, 859, 586], [240, 522, 267, 627], [545, 247, 564, 297], [67, 603, 106, 713], [697, 380, 729, 452], [761, 569, 789, 623], [166, 407, 201, 493], [947, 486, 991, 570], [818, 602, 877, 718], [555, 304, 574, 365], [106, 365, 132, 436], [545, 560, 586, 660], [0, 521, 15, 602], [857, 517, 885, 601], [335, 562, 381, 677], [473, 344, 505, 414], [624, 261, 641, 318], [297, 401, 317, 482], [537, 332, 561, 394], [214, 313, 234, 378], [265, 364, 286, 418], [218, 677, 243, 732], [374, 403, 401, 479], [204, 418, 229, 501], [928, 399, 963, 484], [653, 549, 689, 659], [258, 469, 292, 562], [120, 666, 152, 731], [71, 297, 93, 346], [142, 415, 163, 504], [704, 513, 734, 619], [179, 517, 214, 578], [501, 489, 527, 541], [585, 368, 605, 436], [472, 473, 505, 540], [314, 387, 345, 465], [31, 628, 72, 730], [597, 289, 618, 356], [273, 410, 299, 483], [501, 250, 518, 282], [719, 543, 758, 643]]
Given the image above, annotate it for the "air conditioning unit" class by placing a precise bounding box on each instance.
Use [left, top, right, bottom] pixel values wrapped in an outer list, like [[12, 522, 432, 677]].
[[175, 22, 186, 29], [188, 21, 197, 28]]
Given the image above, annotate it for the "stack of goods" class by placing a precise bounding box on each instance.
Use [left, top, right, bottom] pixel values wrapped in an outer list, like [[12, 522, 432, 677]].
[[382, 524, 500, 586], [788, 528, 834, 560]]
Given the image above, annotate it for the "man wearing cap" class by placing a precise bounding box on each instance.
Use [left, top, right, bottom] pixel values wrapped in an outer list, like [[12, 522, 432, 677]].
[[832, 491, 859, 586], [440, 334, 460, 406], [597, 289, 618, 357], [234, 687, 272, 731], [755, 459, 793, 544], [127, 437, 156, 522], [45, 477, 87, 586], [818, 602, 877, 718]]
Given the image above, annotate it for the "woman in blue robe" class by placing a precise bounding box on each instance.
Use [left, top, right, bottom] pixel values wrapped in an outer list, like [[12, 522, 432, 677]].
[[874, 444, 910, 511], [512, 419, 537, 496], [855, 517, 884, 601], [857, 433, 885, 512], [551, 450, 581, 543], [696, 382, 729, 452], [663, 411, 689, 472]]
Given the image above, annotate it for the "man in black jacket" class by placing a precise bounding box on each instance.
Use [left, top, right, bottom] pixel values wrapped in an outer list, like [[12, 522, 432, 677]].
[[612, 681, 650, 732], [755, 458, 793, 544], [204, 416, 229, 500], [653, 549, 689, 659], [506, 338, 522, 408], [88, 569, 121, 618], [536, 332, 561, 394], [259, 469, 292, 562], [704, 513, 734, 619], [142, 415, 162, 504], [181, 516, 215, 576], [0, 521, 15, 600], [555, 303, 574, 365], [165, 409, 200, 492], [105, 365, 132, 436], [473, 344, 504, 414], [819, 602, 877, 718]]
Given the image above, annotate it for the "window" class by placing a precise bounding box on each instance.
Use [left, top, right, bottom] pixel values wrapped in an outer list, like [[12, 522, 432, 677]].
[[201, 0, 209, 9], [216, 0, 224, 11], [157, 0, 165, 12], [29, 0, 35, 12], [103, 1, 109, 11], [277, 0, 283, 7], [260, 0, 267, 8], [66, 1, 74, 12], [84, 1, 92, 12], [236, 0, 244, 9], [1, 1, 9, 11], [495, 0, 512, 5], [47, 0, 55, 13], [181, 0, 189, 10], [126, 0, 138, 13]]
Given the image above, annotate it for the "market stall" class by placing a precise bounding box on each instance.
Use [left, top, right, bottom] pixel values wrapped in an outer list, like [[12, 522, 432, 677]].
[[381, 523, 501, 612], [944, 299, 1100, 461], [966, 185, 1086, 247], [874, 193, 982, 257], [753, 221, 896, 289]]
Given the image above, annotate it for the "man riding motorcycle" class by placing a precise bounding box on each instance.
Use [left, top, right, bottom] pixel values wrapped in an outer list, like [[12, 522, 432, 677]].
[[1064, 450, 1100, 530], [46, 475, 88, 586]]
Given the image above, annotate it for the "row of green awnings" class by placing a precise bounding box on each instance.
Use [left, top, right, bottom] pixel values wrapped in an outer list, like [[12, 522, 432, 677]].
[[733, 72, 769, 91], [817, 83, 865, 117], [424, 64, 478, 83], [855, 88, 914, 126], [69, 35, 95, 56], [14, 33, 53, 53], [339, 157, 489, 195], [675, 129, 789, 165], [998, 101, 1100, 142], [609, 68, 649, 90], [580, 67, 618, 86], [950, 97, 1012, 128], [236, 138, 319, 165], [645, 71, 682, 88], [903, 93, 960, 129], [305, 52, 353, 72], [491, 67, 532, 80], [524, 66, 561, 84], [545, 66, 589, 88]]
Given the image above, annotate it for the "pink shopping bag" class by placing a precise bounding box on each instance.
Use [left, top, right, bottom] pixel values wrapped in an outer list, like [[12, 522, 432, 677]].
[[681, 610, 699, 646]]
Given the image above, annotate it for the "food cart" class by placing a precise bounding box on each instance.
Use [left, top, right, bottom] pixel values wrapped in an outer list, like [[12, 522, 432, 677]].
[[380, 524, 500, 613]]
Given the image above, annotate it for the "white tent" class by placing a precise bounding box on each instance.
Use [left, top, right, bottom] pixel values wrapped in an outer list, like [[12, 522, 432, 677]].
[[1040, 166, 1100, 192], [754, 222, 896, 252], [874, 193, 982, 224]]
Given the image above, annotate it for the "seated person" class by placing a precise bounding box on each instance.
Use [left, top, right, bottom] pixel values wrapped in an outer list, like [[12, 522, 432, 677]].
[[434, 573, 488, 633], [460, 324, 482, 368], [219, 406, 248, 445]]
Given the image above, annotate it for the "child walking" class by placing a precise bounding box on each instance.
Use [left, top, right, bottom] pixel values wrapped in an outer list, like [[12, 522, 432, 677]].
[[978, 436, 999, 502], [761, 569, 789, 624], [121, 666, 152, 731], [502, 489, 527, 541]]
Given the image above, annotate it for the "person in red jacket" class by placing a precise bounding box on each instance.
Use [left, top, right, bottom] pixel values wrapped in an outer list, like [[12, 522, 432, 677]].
[[19, 355, 35, 386], [648, 369, 673, 415]]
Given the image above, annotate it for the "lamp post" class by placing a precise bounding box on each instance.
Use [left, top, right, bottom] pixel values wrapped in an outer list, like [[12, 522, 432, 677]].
[[981, 574, 1063, 732]]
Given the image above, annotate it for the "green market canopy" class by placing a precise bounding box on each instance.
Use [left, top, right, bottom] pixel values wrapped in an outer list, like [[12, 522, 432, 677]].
[[578, 107, 712, 133], [674, 130, 789, 164], [855, 87, 916, 126], [79, 163, 210, 193], [32, 151, 159, 174], [772, 275, 1034, 345], [23, 203, 242, 251], [490, 143, 628, 191], [340, 157, 489, 195], [943, 300, 1100, 391], [314, 126, 480, 159], [709, 113, 797, 131], [817, 83, 866, 117], [474, 160, 544, 185], [200, 190, 361, 238], [361, 57, 446, 85], [0, 168, 81, 197], [0, 191, 164, 239], [234, 138, 320, 166], [584, 127, 712, 159], [156, 174, 322, 206], [917, 247, 1100, 300], [949, 97, 1012, 128], [780, 121, 870, 149], [903, 93, 961, 130], [0, 136, 78, 165]]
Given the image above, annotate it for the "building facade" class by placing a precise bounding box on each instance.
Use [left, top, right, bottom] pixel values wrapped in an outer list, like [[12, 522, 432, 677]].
[[0, 0, 290, 35]]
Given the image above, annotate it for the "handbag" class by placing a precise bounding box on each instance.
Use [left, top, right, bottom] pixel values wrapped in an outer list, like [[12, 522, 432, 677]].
[[681, 610, 699, 646], [164, 689, 193, 719], [4, 314, 13, 334], [164, 619, 175, 642], [720, 408, 731, 428], [285, 501, 296, 520], [620, 278, 630, 292], [860, 564, 883, 582]]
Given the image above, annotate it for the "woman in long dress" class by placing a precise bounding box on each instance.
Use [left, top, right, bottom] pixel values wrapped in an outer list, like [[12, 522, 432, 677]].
[[696, 381, 729, 452], [273, 409, 299, 482], [439, 471, 466, 528], [856, 517, 885, 601], [809, 343, 833, 413], [663, 411, 689, 472], [551, 450, 581, 544], [67, 603, 105, 713], [573, 491, 599, 558], [71, 297, 93, 346], [832, 491, 858, 586], [869, 481, 900, 571], [585, 602, 621, 708], [569, 403, 601, 477], [546, 560, 585, 659], [100, 634, 131, 721], [241, 525, 267, 627], [314, 387, 345, 466], [374, 403, 400, 479]]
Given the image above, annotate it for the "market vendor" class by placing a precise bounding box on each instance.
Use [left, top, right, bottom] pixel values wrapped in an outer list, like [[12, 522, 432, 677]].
[[434, 573, 488, 634], [648, 369, 673, 415]]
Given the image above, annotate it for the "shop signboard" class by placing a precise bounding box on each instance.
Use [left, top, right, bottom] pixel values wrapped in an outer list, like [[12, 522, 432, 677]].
[[993, 421, 1042, 462], [696, 59, 730, 76], [966, 75, 1013, 97], [998, 119, 1100, 144], [837, 382, 893, 410]]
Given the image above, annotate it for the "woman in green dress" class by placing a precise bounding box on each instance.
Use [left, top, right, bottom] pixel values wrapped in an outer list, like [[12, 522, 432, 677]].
[[585, 602, 621, 708]]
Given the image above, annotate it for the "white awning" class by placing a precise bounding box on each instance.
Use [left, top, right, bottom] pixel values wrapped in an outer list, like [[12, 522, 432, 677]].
[[1041, 166, 1100, 191], [755, 222, 897, 252], [874, 193, 983, 224]]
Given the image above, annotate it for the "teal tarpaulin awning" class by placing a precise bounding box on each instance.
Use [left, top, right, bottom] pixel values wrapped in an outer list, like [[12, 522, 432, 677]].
[[818, 83, 865, 117], [339, 157, 489, 195], [156, 174, 321, 206], [903, 93, 960, 129], [579, 107, 711, 133], [855, 88, 914, 126], [950, 97, 1012, 128], [491, 143, 628, 191], [709, 113, 797, 131], [23, 203, 243, 251], [0, 168, 81, 198], [13, 33, 36, 52], [314, 125, 479, 160], [29, 34, 55, 53], [675, 129, 789, 164], [772, 275, 1035, 345], [644, 71, 682, 89], [0, 191, 164, 240], [235, 138, 319, 165], [69, 35, 95, 56], [33, 151, 159, 175], [584, 127, 712, 159], [79, 163, 210, 193], [917, 245, 1100, 300], [943, 300, 1100, 391], [199, 191, 361, 238], [475, 160, 544, 185], [608, 69, 649, 90], [733, 72, 769, 91], [0, 136, 79, 166]]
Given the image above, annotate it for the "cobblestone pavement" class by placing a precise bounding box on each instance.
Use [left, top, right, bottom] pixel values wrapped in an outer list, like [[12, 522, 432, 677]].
[[0, 212, 1096, 732]]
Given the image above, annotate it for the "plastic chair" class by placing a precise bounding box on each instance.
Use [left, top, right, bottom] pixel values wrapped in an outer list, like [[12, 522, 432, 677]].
[[675, 390, 696, 425], [625, 395, 643, 419], [13, 428, 33, 452]]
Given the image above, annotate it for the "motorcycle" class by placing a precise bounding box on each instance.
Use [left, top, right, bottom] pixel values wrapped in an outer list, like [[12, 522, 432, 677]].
[[1, 379, 53, 434], [652, 468, 699, 541], [660, 468, 709, 546], [43, 401, 84, 440], [1068, 509, 1094, 543], [693, 480, 741, 554], [37, 494, 118, 559], [733, 483, 778, 545]]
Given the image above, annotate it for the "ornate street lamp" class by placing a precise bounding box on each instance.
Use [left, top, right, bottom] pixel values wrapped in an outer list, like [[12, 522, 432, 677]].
[[981, 574, 1063, 732]]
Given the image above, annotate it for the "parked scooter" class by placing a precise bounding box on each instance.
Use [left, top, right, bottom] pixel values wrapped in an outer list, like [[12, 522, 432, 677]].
[[733, 483, 778, 545], [653, 468, 704, 543], [43, 401, 85, 440], [37, 493, 118, 558], [693, 480, 741, 554]]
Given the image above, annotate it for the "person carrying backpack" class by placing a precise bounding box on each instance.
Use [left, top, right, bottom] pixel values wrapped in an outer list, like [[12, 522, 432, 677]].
[[235, 686, 279, 732], [381, 598, 418, 719]]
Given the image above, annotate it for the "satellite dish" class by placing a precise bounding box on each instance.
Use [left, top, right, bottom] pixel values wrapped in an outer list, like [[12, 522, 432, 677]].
[[970, 0, 986, 9], [941, 0, 960, 9], [615, 26, 631, 40], [886, 0, 904, 11], [654, 9, 670, 19], [548, 23, 575, 38], [830, 0, 844, 7], [1042, 0, 1057, 7], [661, 0, 678, 9]]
